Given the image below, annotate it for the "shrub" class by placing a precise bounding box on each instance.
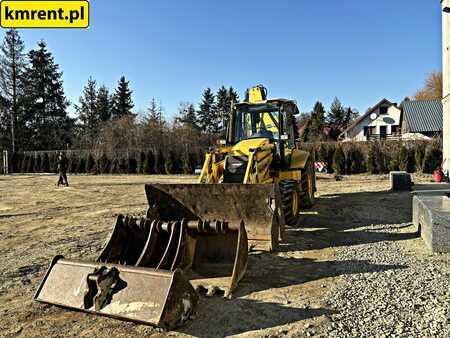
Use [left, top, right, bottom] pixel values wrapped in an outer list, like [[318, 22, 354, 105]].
[[97, 154, 110, 174], [118, 158, 127, 173], [182, 151, 194, 174], [69, 156, 78, 173], [27, 155, 35, 173], [143, 151, 154, 174], [333, 147, 345, 175], [397, 145, 409, 172], [127, 156, 138, 174], [86, 154, 96, 173], [366, 145, 376, 174], [110, 158, 120, 174], [34, 154, 42, 173], [165, 151, 176, 174], [11, 152, 22, 173], [422, 144, 442, 174], [42, 154, 50, 173], [77, 157, 87, 173], [415, 145, 424, 173], [49, 153, 58, 173], [154, 149, 165, 174], [347, 147, 365, 174], [138, 152, 146, 174]]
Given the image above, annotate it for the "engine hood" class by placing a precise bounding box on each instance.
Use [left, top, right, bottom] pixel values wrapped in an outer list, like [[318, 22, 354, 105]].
[[230, 138, 271, 156]]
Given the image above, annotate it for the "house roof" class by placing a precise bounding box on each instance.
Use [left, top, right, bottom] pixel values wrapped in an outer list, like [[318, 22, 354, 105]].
[[401, 100, 442, 133], [339, 98, 396, 137]]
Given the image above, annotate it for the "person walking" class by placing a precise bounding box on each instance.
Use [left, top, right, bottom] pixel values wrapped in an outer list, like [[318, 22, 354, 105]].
[[57, 152, 69, 187]]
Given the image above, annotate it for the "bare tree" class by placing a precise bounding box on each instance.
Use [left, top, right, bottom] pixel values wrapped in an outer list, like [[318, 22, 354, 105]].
[[414, 71, 443, 100]]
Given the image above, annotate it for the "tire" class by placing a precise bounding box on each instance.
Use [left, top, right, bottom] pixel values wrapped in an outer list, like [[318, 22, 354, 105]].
[[299, 158, 315, 209], [279, 180, 300, 227]]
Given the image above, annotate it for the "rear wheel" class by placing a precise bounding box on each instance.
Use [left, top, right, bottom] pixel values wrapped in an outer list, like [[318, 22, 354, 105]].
[[279, 180, 300, 226], [299, 158, 315, 209]]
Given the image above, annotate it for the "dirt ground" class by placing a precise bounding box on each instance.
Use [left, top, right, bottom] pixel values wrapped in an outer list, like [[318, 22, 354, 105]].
[[0, 173, 447, 337]]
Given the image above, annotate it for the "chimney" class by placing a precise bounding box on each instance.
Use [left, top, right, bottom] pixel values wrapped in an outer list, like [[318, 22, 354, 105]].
[[442, 0, 450, 174]]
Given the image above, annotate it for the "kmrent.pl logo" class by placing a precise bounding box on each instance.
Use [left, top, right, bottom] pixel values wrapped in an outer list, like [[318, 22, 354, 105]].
[[0, 0, 89, 28]]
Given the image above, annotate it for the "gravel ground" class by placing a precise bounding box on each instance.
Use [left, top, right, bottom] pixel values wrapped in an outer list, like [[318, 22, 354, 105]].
[[0, 173, 449, 337], [325, 223, 450, 338]]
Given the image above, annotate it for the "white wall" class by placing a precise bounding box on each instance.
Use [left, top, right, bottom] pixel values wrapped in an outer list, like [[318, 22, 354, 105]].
[[345, 105, 401, 141]]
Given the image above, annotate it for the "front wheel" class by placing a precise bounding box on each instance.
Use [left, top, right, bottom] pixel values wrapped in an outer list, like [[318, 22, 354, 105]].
[[299, 158, 315, 209], [279, 180, 300, 227]]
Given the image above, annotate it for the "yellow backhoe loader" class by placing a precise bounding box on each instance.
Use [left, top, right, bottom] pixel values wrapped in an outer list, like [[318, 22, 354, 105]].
[[147, 85, 316, 251]]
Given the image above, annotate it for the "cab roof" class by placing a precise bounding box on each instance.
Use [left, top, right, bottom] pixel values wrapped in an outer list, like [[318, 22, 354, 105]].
[[235, 99, 300, 115]]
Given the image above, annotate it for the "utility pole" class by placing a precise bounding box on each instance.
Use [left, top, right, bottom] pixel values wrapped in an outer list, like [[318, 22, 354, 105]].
[[442, 0, 450, 176]]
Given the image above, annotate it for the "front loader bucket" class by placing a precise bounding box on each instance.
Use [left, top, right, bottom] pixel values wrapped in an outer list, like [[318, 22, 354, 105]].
[[145, 184, 283, 251], [97, 215, 248, 297], [34, 256, 197, 329]]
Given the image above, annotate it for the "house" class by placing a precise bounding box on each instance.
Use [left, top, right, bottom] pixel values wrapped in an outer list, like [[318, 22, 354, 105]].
[[401, 100, 442, 138], [339, 99, 402, 141]]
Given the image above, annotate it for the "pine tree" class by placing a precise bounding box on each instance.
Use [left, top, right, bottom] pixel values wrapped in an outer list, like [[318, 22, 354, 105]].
[[327, 97, 346, 140], [21, 41, 73, 150], [309, 102, 326, 141], [97, 85, 112, 122], [76, 77, 99, 135], [0, 29, 26, 152], [111, 76, 134, 118], [197, 88, 217, 135], [343, 107, 359, 130]]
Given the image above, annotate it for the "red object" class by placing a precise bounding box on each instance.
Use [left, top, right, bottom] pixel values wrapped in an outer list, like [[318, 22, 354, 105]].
[[434, 169, 444, 183]]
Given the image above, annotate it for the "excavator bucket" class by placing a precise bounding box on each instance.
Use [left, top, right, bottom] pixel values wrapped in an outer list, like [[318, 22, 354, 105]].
[[35, 214, 248, 328], [145, 184, 284, 251], [34, 256, 197, 329], [97, 215, 248, 297]]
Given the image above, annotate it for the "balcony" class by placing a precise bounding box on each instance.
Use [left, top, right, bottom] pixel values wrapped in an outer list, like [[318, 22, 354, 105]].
[[367, 133, 402, 141]]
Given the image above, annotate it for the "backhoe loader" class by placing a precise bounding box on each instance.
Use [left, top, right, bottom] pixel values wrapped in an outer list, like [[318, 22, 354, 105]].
[[34, 85, 315, 329], [147, 85, 316, 251]]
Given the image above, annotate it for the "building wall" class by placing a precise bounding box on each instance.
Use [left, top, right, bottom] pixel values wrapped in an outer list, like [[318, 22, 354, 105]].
[[345, 105, 401, 141], [443, 0, 450, 173]]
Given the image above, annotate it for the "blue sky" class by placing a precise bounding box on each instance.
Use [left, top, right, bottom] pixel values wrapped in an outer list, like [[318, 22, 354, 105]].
[[1, 0, 443, 118]]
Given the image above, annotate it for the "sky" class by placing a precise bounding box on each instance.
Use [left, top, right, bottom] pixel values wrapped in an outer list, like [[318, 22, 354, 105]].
[[0, 0, 443, 118]]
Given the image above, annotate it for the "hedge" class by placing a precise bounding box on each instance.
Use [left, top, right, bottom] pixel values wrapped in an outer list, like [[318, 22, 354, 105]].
[[5, 139, 443, 175]]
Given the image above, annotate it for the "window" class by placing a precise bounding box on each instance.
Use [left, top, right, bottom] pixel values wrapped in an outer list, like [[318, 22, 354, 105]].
[[391, 125, 400, 135], [379, 106, 388, 115]]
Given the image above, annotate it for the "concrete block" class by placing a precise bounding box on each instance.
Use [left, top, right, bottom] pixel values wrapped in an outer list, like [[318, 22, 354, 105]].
[[413, 193, 450, 253], [390, 171, 412, 192]]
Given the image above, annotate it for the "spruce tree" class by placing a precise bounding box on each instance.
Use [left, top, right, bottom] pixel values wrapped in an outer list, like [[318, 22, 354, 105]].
[[97, 85, 112, 122], [21, 41, 73, 150], [309, 102, 326, 141], [76, 77, 99, 135], [216, 86, 229, 134], [327, 97, 346, 140], [197, 88, 217, 135], [0, 29, 26, 152], [111, 76, 134, 118]]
